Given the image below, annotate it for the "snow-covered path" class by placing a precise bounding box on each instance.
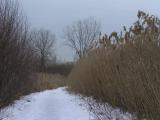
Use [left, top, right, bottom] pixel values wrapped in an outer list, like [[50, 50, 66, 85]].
[[0, 87, 93, 120]]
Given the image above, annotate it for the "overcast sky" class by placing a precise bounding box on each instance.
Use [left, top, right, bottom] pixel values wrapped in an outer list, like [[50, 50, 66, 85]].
[[19, 0, 160, 62]]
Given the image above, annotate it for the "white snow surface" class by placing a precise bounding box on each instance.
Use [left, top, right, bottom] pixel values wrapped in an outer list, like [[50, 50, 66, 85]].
[[0, 87, 134, 120], [0, 87, 93, 120]]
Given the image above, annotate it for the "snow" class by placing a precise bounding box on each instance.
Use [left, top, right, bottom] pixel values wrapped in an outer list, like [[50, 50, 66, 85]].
[[83, 98, 136, 120], [0, 87, 93, 120], [0, 87, 135, 120]]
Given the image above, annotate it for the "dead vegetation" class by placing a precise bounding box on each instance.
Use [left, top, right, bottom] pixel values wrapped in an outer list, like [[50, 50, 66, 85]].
[[35, 73, 66, 91], [68, 11, 160, 120]]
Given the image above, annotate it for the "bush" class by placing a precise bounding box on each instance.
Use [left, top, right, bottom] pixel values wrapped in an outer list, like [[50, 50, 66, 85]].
[[68, 11, 160, 119], [0, 0, 36, 108]]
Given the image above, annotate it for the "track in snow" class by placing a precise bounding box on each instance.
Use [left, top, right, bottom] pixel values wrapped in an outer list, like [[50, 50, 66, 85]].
[[0, 87, 93, 120]]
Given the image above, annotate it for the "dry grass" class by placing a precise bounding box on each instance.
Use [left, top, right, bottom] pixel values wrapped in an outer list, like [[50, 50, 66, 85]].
[[69, 40, 160, 120], [35, 73, 66, 91], [0, 72, 66, 108], [68, 11, 160, 120]]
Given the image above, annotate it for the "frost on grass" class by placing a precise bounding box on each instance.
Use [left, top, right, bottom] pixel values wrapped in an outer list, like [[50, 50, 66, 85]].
[[76, 96, 137, 120]]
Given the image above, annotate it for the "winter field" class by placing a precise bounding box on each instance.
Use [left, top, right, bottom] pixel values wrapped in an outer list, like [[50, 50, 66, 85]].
[[0, 87, 134, 120]]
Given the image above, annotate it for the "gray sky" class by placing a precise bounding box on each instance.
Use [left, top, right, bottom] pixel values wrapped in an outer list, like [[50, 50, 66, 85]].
[[19, 0, 160, 62]]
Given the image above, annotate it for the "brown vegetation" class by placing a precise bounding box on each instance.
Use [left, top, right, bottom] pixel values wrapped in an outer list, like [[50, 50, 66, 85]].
[[35, 73, 66, 91], [68, 11, 160, 120]]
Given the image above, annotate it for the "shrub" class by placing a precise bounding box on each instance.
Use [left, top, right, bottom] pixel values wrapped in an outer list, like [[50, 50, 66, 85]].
[[0, 0, 36, 108]]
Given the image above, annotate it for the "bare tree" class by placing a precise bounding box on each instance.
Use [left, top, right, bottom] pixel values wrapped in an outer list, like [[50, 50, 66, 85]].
[[31, 29, 56, 71], [65, 17, 101, 59]]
